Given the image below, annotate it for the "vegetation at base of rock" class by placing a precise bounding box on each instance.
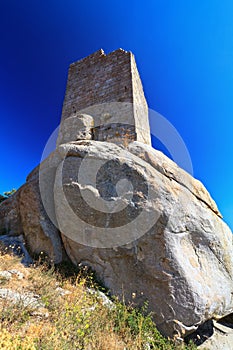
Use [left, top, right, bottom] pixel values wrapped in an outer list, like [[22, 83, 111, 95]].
[[0, 250, 197, 350], [0, 194, 6, 203], [0, 189, 16, 203], [3, 189, 16, 197]]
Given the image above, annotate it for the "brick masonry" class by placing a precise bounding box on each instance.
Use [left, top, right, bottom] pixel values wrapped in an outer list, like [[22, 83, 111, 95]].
[[58, 48, 151, 146]]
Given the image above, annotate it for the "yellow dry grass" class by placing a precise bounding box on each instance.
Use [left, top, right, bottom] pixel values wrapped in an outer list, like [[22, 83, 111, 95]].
[[0, 249, 197, 350]]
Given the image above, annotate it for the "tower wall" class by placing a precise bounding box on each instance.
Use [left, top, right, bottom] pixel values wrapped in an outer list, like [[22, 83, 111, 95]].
[[58, 49, 151, 146]]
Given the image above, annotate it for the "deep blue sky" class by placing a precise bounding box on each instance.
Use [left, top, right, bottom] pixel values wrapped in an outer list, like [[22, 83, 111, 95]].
[[0, 1, 232, 230]]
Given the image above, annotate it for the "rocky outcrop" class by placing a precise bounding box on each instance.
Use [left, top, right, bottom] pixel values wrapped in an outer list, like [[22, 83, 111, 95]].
[[19, 178, 63, 263], [0, 191, 22, 236], [50, 140, 233, 338], [0, 138, 233, 339], [127, 142, 222, 218], [0, 169, 63, 264]]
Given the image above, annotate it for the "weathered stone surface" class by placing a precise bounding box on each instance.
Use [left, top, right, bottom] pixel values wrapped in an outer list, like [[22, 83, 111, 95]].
[[127, 141, 221, 218], [22, 150, 64, 263], [19, 179, 63, 263], [0, 152, 64, 264], [0, 192, 22, 235], [1, 138, 233, 339], [56, 113, 94, 146], [53, 140, 233, 338]]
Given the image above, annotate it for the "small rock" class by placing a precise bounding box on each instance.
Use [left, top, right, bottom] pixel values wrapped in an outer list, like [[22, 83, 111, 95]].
[[31, 308, 49, 318], [55, 286, 71, 296], [0, 288, 44, 309], [198, 320, 233, 350], [0, 271, 12, 280], [87, 288, 114, 309], [8, 269, 25, 279], [0, 270, 24, 281]]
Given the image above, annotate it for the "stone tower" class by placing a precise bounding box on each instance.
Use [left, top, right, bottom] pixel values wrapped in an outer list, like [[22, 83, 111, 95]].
[[57, 48, 151, 146]]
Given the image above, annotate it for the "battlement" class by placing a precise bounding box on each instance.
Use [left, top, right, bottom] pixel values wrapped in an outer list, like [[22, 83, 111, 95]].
[[58, 49, 151, 146]]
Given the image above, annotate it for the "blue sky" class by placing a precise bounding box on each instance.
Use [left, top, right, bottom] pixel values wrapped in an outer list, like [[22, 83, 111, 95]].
[[0, 0, 232, 230]]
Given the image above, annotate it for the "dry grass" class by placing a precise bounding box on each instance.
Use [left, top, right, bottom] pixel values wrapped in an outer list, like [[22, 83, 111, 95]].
[[0, 249, 197, 350]]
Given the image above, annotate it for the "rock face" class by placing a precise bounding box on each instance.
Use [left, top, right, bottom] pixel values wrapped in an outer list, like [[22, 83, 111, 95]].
[[0, 49, 233, 340], [0, 191, 22, 236], [0, 171, 63, 264], [52, 140, 233, 338]]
